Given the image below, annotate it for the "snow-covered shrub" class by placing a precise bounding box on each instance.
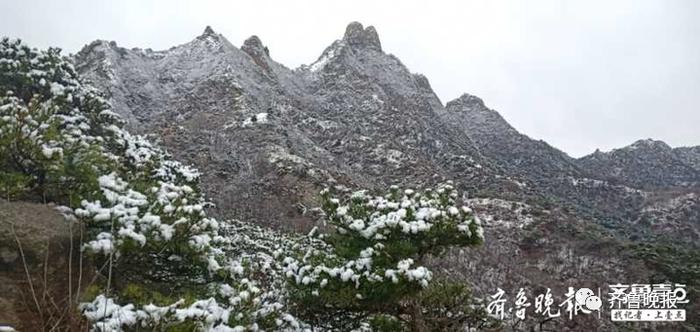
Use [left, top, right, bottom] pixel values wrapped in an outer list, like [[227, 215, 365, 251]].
[[0, 38, 120, 202], [0, 38, 304, 331], [0, 37, 217, 274], [283, 183, 486, 330]]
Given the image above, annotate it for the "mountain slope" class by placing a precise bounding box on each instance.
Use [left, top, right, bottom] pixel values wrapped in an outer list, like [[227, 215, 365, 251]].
[[439, 93, 655, 225], [71, 21, 700, 239], [675, 146, 700, 172], [578, 139, 700, 189], [440, 93, 580, 179], [74, 23, 520, 228]]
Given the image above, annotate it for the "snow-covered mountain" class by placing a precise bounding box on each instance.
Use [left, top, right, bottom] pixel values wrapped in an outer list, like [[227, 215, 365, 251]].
[[74, 23, 517, 229], [71, 23, 700, 330], [440, 93, 580, 179], [578, 139, 700, 189]]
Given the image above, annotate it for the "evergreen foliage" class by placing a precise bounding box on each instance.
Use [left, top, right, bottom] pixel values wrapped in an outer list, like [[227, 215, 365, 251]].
[[283, 184, 489, 331], [0, 38, 301, 331]]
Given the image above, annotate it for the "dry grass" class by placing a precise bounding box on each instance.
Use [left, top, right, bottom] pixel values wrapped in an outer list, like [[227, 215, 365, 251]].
[[1, 200, 93, 331]]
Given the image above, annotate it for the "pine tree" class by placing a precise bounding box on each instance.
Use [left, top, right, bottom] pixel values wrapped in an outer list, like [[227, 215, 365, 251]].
[[1, 38, 304, 331], [284, 183, 491, 331]]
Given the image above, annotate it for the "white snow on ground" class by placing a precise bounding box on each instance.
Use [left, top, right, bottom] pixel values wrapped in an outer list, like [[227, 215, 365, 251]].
[[568, 176, 646, 195], [242, 112, 268, 126], [466, 198, 534, 229], [308, 42, 344, 72]]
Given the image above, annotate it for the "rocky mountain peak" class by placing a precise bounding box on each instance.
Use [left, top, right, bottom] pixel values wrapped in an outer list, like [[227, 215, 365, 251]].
[[440, 91, 585, 184], [446, 93, 486, 111], [343, 22, 382, 51], [627, 138, 671, 151], [77, 39, 122, 57], [584, 139, 673, 160], [578, 138, 700, 189], [242, 35, 269, 57], [202, 25, 216, 36], [241, 35, 272, 72], [589, 148, 604, 157], [412, 73, 432, 90], [195, 25, 225, 47]]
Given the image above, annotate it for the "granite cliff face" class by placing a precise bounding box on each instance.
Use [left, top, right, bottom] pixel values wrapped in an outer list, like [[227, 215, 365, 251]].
[[72, 23, 700, 330]]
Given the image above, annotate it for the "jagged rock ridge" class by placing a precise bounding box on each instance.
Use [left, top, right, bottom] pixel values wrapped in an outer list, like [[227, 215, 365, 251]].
[[578, 138, 700, 189], [74, 23, 515, 229]]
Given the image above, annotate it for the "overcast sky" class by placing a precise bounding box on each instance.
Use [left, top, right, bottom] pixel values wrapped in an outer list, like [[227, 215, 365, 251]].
[[2, 0, 698, 157]]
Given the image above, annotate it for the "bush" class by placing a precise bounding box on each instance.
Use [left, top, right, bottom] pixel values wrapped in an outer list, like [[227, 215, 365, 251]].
[[284, 183, 487, 330], [1, 38, 301, 331]]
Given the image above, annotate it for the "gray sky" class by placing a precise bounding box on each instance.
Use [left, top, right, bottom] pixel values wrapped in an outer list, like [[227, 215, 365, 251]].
[[2, 0, 699, 157]]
